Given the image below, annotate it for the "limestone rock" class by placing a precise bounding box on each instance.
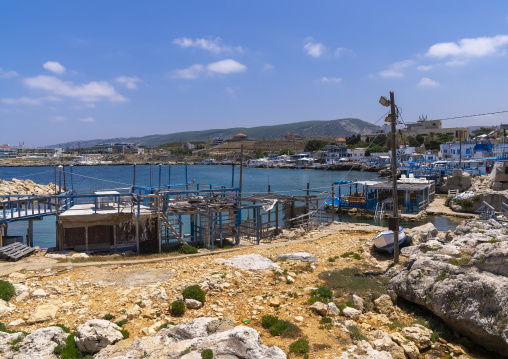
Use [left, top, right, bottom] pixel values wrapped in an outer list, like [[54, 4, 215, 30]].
[[27, 304, 58, 324], [352, 294, 364, 311], [207, 319, 235, 334], [294, 316, 303, 322], [75, 319, 124, 353], [407, 223, 438, 245], [388, 218, 508, 356], [0, 299, 11, 317], [94, 318, 286, 359], [374, 295, 395, 316], [218, 254, 279, 270], [185, 298, 203, 309], [125, 304, 141, 319], [7, 327, 67, 359], [401, 324, 433, 350], [13, 283, 29, 295], [16, 291, 30, 302], [390, 331, 420, 359], [342, 307, 362, 320], [31, 288, 47, 297], [276, 252, 318, 262], [370, 329, 405, 359], [327, 302, 340, 316], [309, 301, 328, 316], [338, 340, 393, 359], [269, 296, 281, 307]]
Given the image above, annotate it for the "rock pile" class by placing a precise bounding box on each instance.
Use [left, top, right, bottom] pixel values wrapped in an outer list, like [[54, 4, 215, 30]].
[[0, 178, 62, 195], [389, 218, 508, 356]]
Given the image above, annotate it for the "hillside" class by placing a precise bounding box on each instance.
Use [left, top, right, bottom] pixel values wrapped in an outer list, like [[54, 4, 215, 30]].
[[49, 118, 379, 148]]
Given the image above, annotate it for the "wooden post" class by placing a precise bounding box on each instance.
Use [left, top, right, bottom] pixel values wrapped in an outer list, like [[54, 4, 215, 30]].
[[0, 224, 3, 247], [113, 225, 117, 252], [28, 220, 33, 247], [82, 226, 87, 251], [275, 203, 279, 235], [135, 217, 140, 254], [331, 183, 335, 223]]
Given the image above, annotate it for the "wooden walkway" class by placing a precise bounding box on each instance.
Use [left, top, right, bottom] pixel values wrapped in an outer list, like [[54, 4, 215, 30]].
[[0, 242, 37, 261]]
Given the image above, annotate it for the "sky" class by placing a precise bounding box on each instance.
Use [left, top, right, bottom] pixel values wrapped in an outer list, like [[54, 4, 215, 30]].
[[2, 1, 508, 147]]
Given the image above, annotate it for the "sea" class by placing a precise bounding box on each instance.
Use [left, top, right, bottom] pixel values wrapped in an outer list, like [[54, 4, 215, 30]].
[[1, 165, 463, 248]]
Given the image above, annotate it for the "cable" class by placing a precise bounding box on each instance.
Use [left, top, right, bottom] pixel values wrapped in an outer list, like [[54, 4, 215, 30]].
[[69, 171, 132, 186]]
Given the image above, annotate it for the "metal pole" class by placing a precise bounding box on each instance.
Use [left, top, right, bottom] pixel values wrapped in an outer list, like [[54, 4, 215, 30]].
[[390, 91, 400, 263], [132, 163, 136, 188], [69, 165, 74, 192], [239, 145, 244, 194], [231, 163, 235, 187], [158, 163, 162, 190], [168, 164, 171, 187], [331, 183, 335, 223], [62, 165, 66, 191], [185, 160, 188, 184]]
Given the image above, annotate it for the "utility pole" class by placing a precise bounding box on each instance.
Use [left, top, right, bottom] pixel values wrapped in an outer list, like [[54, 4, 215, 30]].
[[389, 91, 400, 263]]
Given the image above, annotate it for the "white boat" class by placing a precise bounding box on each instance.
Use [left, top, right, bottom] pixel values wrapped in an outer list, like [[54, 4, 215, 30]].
[[372, 226, 406, 253]]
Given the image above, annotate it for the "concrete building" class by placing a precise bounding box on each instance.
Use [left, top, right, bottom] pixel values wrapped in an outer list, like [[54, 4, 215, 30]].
[[403, 119, 469, 140]]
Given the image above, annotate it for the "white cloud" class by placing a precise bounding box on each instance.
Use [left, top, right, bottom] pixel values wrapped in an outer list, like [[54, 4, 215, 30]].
[[79, 117, 95, 122], [426, 35, 508, 58], [207, 59, 246, 74], [445, 59, 468, 67], [1, 96, 61, 105], [49, 116, 66, 122], [417, 65, 433, 71], [263, 63, 274, 71], [173, 59, 246, 79], [172, 64, 205, 79], [379, 60, 415, 78], [334, 47, 355, 57], [23, 75, 127, 102], [417, 77, 440, 87], [116, 76, 141, 89], [0, 67, 18, 79], [173, 37, 243, 54], [43, 61, 66, 74], [304, 41, 326, 58], [318, 77, 342, 83]]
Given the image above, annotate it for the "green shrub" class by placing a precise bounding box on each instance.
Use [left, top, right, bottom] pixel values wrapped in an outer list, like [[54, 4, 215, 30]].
[[182, 285, 206, 304], [308, 286, 333, 304], [171, 300, 186, 316], [0, 280, 15, 302], [436, 270, 446, 281], [201, 348, 214, 359], [347, 325, 366, 341], [269, 320, 301, 338], [319, 317, 332, 324], [261, 315, 279, 329], [104, 313, 115, 320], [60, 333, 83, 359], [472, 195, 481, 202], [289, 337, 309, 355], [353, 253, 361, 260], [179, 244, 198, 254], [114, 319, 127, 327], [328, 257, 336, 262], [340, 252, 353, 258], [51, 324, 71, 333], [0, 322, 14, 333], [462, 199, 473, 207], [119, 329, 130, 339]]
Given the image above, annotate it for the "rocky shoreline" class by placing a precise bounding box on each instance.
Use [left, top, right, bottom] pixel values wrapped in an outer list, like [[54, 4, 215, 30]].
[[0, 221, 505, 358]]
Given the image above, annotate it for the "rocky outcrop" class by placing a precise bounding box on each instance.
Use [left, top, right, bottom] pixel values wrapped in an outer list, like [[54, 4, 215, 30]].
[[438, 169, 472, 194], [388, 218, 508, 356], [0, 326, 68, 359], [27, 304, 58, 324], [75, 319, 124, 353], [0, 178, 62, 195], [406, 223, 438, 245], [94, 317, 286, 359]]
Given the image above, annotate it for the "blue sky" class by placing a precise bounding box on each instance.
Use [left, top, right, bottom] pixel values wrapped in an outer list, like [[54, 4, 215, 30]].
[[2, 1, 508, 147]]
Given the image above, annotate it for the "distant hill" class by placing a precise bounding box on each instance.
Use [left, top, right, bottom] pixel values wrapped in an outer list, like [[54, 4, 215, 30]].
[[49, 118, 379, 148]]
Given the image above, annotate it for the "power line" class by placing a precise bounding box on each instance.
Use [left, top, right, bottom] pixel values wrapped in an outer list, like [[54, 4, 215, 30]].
[[431, 110, 508, 122]]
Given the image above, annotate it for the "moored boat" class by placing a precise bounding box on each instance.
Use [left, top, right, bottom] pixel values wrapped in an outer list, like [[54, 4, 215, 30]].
[[372, 226, 406, 253]]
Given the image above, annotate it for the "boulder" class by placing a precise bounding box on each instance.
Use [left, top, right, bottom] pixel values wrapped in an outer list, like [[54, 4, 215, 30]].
[[75, 319, 124, 353], [407, 223, 438, 245], [390, 332, 420, 359], [352, 294, 364, 311], [401, 325, 433, 350], [218, 254, 280, 270], [342, 307, 362, 320], [125, 304, 141, 319], [327, 302, 340, 316], [269, 297, 281, 307], [374, 295, 395, 316], [369, 330, 405, 359], [388, 218, 508, 356], [0, 299, 11, 317], [31, 288, 47, 297], [27, 304, 58, 324], [4, 327, 67, 359], [338, 340, 393, 359], [185, 298, 203, 309], [309, 301, 328, 316], [94, 318, 286, 359]]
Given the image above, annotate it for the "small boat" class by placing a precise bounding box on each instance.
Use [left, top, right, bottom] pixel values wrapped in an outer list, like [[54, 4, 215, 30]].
[[372, 226, 406, 253]]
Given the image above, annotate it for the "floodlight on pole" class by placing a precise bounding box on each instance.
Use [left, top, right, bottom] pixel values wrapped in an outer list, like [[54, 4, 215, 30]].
[[379, 96, 390, 107]]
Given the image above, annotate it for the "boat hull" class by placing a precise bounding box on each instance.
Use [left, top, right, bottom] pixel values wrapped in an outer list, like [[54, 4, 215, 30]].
[[372, 226, 406, 253]]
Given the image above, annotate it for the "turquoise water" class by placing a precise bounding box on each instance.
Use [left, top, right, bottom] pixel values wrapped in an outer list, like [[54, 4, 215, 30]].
[[1, 165, 462, 248]]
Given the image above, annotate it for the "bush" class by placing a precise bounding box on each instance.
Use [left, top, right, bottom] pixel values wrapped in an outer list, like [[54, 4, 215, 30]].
[[201, 349, 214, 359], [347, 325, 366, 341], [462, 199, 473, 207], [182, 285, 206, 304], [319, 317, 332, 324], [171, 300, 186, 316], [289, 337, 309, 355], [104, 313, 115, 320], [261, 315, 279, 329], [308, 286, 333, 304], [179, 244, 198, 254], [114, 319, 127, 327], [119, 329, 130, 339], [55, 332, 83, 359], [0, 280, 15, 302]]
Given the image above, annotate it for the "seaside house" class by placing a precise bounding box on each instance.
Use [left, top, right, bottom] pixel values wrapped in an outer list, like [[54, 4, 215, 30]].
[[231, 133, 248, 141], [403, 119, 469, 140]]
